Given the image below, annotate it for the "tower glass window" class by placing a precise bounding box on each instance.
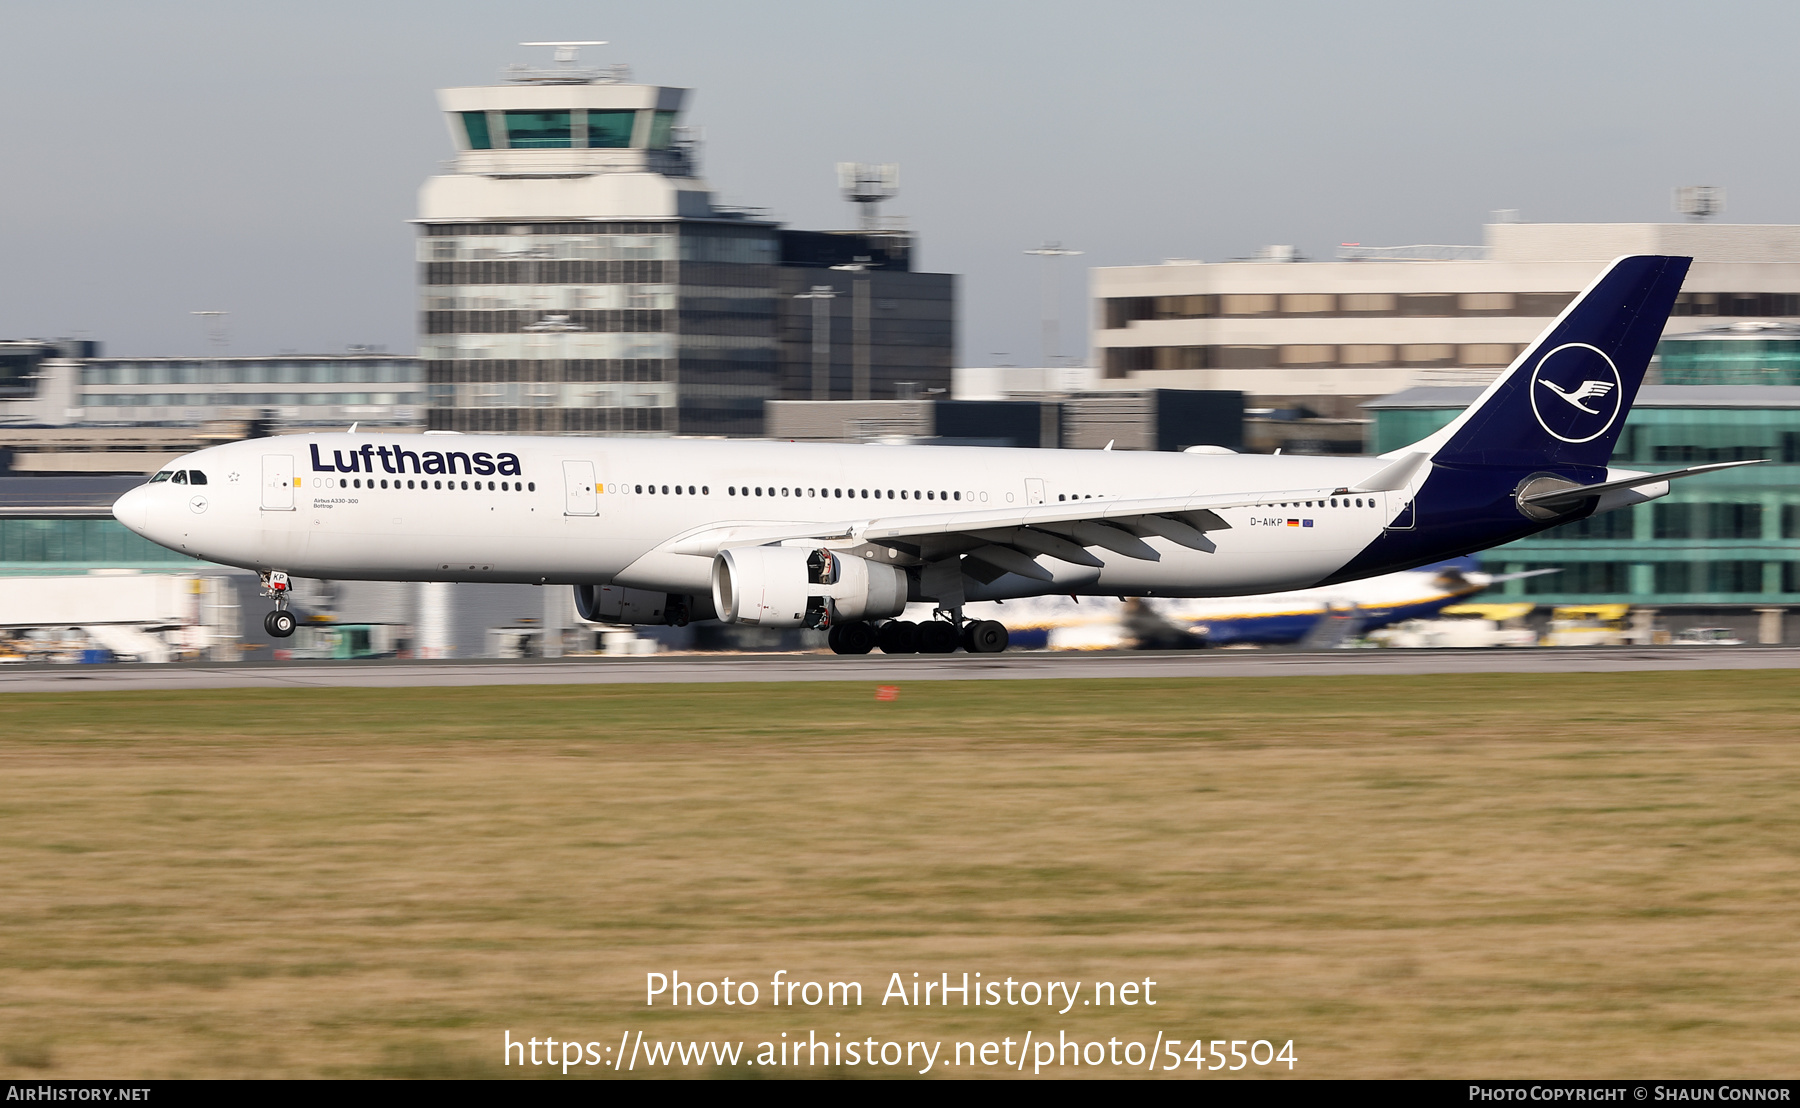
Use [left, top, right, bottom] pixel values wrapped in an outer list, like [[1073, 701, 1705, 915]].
[[505, 111, 573, 149], [584, 109, 636, 149], [646, 110, 678, 149], [460, 111, 493, 150]]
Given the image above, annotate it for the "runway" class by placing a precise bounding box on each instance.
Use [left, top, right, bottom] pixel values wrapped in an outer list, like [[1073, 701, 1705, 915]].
[[4, 645, 1799, 693]]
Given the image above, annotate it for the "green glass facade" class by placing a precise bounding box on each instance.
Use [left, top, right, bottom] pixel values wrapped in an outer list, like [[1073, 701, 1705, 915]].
[[1370, 391, 1800, 606], [0, 519, 203, 575], [1658, 331, 1800, 386]]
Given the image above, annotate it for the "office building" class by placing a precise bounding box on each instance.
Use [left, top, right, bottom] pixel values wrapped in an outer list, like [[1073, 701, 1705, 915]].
[[1094, 221, 1800, 416], [766, 389, 1243, 451]]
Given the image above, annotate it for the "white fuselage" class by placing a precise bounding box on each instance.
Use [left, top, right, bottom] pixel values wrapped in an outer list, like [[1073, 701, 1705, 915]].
[[113, 432, 1401, 601]]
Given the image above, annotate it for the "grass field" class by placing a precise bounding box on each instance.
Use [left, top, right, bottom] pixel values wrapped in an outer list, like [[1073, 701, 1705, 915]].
[[2, 671, 1798, 1078]]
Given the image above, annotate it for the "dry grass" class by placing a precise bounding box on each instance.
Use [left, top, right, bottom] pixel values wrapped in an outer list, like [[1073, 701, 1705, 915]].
[[1, 672, 1798, 1078]]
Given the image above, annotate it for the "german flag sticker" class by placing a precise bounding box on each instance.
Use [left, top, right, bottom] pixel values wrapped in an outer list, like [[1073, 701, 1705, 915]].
[[1287, 519, 1300, 527]]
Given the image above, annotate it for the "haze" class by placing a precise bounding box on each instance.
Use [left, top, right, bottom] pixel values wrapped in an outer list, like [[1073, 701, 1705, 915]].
[[1, 0, 1795, 366]]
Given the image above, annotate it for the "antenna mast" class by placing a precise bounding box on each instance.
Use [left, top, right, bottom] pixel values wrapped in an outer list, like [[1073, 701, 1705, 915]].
[[837, 163, 899, 233], [1674, 186, 1724, 223]]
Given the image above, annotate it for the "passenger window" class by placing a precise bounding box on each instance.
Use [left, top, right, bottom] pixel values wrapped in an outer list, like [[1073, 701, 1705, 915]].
[[172, 471, 188, 485], [954, 492, 961, 500], [701, 486, 709, 495], [188, 471, 207, 485], [662, 485, 669, 494]]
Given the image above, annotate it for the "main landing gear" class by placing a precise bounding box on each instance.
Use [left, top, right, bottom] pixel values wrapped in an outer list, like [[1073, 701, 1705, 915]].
[[260, 570, 296, 639], [827, 615, 1010, 656]]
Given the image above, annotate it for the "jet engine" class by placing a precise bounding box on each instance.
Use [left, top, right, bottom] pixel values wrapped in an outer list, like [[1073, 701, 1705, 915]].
[[711, 546, 907, 628]]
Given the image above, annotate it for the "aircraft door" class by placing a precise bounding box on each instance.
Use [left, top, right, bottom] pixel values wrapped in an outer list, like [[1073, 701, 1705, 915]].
[[563, 459, 598, 516], [1025, 478, 1046, 505], [1384, 489, 1416, 531], [261, 455, 295, 510]]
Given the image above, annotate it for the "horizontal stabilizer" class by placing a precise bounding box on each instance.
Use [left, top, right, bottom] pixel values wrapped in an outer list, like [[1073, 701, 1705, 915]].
[[1518, 459, 1767, 509]]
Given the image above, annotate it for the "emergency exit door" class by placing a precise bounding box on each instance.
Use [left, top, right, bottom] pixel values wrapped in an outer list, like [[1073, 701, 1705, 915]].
[[563, 459, 598, 516], [1025, 478, 1046, 505], [261, 455, 294, 510]]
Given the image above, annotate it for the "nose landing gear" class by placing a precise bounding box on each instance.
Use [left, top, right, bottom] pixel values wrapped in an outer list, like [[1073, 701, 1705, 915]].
[[259, 570, 296, 639]]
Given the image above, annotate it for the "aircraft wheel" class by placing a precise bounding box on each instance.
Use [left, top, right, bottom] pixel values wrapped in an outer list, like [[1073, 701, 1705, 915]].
[[916, 620, 959, 654], [265, 610, 297, 638], [830, 620, 875, 655], [876, 620, 918, 654], [966, 620, 1009, 654]]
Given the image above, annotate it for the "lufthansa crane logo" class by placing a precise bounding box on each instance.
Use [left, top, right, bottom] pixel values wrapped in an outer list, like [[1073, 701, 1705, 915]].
[[1528, 342, 1623, 444]]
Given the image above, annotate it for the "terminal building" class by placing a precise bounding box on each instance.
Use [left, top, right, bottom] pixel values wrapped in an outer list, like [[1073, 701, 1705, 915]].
[[1093, 221, 1800, 417], [0, 346, 422, 474], [416, 47, 953, 437]]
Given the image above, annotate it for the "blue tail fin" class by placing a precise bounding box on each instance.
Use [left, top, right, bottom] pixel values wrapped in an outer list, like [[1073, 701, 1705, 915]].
[[1417, 255, 1690, 470]]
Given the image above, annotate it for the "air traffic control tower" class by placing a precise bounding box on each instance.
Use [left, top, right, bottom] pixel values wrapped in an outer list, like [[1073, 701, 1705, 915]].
[[417, 44, 954, 437]]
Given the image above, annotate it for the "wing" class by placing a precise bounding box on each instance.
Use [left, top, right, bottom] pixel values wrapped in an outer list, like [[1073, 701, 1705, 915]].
[[660, 452, 1427, 585]]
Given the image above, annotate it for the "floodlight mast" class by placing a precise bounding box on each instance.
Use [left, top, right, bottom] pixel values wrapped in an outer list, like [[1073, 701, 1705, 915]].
[[1024, 242, 1083, 369], [794, 285, 838, 400]]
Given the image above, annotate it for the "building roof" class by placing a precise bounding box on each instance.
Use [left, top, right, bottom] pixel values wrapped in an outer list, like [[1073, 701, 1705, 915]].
[[1364, 384, 1800, 410], [1659, 321, 1800, 342]]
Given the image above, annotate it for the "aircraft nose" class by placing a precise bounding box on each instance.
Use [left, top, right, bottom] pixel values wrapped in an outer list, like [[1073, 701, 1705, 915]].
[[112, 485, 150, 535]]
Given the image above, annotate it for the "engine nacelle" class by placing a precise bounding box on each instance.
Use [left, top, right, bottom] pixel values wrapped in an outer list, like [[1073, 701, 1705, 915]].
[[712, 546, 907, 628], [573, 584, 690, 626]]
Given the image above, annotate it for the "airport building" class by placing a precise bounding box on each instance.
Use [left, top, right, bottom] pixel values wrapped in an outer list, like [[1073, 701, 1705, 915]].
[[766, 389, 1244, 451], [416, 49, 953, 437], [1368, 383, 1800, 636], [0, 348, 423, 473], [1093, 221, 1800, 416]]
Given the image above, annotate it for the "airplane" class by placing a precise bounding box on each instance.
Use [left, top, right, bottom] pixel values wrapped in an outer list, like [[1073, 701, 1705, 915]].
[[948, 558, 1547, 650], [112, 254, 1760, 657]]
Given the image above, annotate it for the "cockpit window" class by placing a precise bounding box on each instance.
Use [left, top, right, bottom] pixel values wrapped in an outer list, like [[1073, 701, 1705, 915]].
[[187, 471, 207, 485], [172, 471, 188, 485], [148, 471, 172, 483]]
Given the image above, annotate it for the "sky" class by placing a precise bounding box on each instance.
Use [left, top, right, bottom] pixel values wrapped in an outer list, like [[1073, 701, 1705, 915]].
[[2, 0, 1799, 365]]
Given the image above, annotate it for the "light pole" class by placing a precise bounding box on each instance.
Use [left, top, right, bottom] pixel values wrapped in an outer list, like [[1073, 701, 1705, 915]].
[[1024, 242, 1083, 369], [831, 259, 873, 400], [794, 285, 837, 400]]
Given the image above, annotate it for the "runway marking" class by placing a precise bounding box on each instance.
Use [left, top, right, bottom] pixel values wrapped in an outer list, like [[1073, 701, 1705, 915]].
[[2, 647, 1799, 693]]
